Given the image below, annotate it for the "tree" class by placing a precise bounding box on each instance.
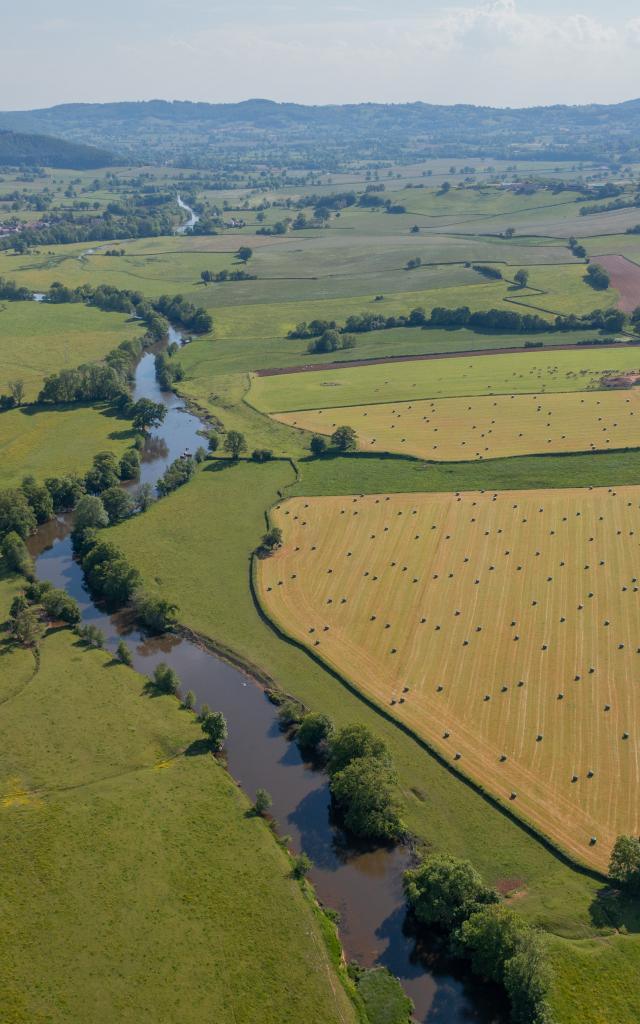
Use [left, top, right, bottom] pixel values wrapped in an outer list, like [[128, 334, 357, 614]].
[[74, 623, 105, 648], [514, 269, 529, 288], [207, 432, 220, 454], [255, 788, 272, 816], [504, 227, 516, 238], [85, 451, 120, 493], [10, 606, 44, 647], [200, 269, 213, 284], [1, 531, 34, 576], [328, 724, 390, 776], [41, 588, 81, 624], [292, 852, 312, 879], [456, 904, 531, 983], [585, 263, 610, 290], [152, 662, 180, 694], [73, 494, 109, 532], [136, 483, 155, 513], [609, 835, 640, 892], [251, 448, 273, 463], [8, 379, 25, 406], [310, 434, 327, 456], [297, 712, 334, 755], [224, 430, 247, 460], [21, 476, 54, 524], [182, 689, 196, 710], [503, 931, 552, 1024], [404, 854, 499, 932], [201, 710, 228, 751], [116, 640, 133, 666], [101, 486, 135, 524], [330, 756, 402, 840], [331, 425, 357, 452], [0, 489, 37, 539], [131, 590, 178, 633], [258, 527, 282, 555], [119, 448, 140, 480], [130, 398, 166, 432], [236, 246, 253, 263]]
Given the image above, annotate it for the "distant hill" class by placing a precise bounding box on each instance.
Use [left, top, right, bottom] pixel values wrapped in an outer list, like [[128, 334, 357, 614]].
[[1, 98, 639, 168], [0, 129, 114, 169]]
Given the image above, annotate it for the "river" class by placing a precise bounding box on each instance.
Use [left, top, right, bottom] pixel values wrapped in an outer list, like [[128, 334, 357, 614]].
[[176, 193, 199, 234], [28, 328, 505, 1024]]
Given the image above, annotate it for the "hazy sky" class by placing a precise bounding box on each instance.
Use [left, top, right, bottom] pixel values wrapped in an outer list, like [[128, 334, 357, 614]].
[[2, 0, 639, 110]]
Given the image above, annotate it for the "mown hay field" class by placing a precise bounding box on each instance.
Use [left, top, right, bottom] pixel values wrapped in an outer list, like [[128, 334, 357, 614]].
[[274, 388, 640, 462], [257, 487, 640, 871], [249, 347, 640, 412]]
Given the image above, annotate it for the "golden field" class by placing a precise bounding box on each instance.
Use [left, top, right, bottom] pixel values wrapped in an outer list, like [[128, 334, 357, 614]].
[[274, 388, 640, 462], [257, 487, 640, 870]]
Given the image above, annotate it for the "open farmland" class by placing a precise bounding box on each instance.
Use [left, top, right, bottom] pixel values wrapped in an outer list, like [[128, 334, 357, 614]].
[[258, 487, 640, 871], [249, 347, 640, 412], [0, 300, 134, 400], [274, 388, 640, 461]]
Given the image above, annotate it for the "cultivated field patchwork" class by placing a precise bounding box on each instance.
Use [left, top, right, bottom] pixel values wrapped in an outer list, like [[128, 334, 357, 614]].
[[274, 388, 640, 461], [258, 487, 640, 869]]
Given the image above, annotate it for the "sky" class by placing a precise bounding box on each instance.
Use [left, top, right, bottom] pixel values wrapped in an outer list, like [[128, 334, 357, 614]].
[[2, 0, 640, 110]]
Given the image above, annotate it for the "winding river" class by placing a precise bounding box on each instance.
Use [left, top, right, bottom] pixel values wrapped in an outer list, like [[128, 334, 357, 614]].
[[28, 328, 504, 1024], [176, 194, 199, 234]]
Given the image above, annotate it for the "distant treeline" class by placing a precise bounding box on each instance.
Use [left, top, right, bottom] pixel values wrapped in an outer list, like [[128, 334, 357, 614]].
[[0, 128, 113, 169], [289, 305, 627, 340]]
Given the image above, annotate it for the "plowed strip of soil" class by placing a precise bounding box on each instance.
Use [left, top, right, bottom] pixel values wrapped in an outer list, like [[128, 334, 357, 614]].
[[255, 340, 638, 377], [592, 254, 640, 313]]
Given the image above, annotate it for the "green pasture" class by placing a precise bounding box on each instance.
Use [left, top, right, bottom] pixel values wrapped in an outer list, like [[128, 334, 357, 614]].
[[0, 300, 135, 400], [288, 449, 640, 497], [0, 624, 355, 1024], [249, 346, 640, 412], [0, 403, 135, 488]]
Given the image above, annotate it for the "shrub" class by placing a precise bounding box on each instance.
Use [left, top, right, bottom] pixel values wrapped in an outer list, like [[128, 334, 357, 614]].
[[182, 689, 196, 710], [119, 448, 140, 480], [404, 854, 499, 932], [257, 527, 282, 557], [116, 640, 133, 666], [251, 448, 273, 463], [131, 590, 178, 633], [278, 699, 304, 729], [152, 662, 180, 694], [157, 455, 196, 496], [310, 434, 327, 456], [207, 432, 220, 453], [255, 788, 272, 816], [292, 852, 312, 879], [41, 588, 81, 624], [74, 623, 105, 649]]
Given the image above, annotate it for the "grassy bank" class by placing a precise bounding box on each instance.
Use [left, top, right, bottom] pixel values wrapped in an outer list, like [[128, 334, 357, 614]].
[[0, 603, 357, 1024]]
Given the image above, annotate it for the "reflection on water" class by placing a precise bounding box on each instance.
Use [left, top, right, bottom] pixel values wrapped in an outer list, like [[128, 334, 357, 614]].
[[27, 329, 506, 1024]]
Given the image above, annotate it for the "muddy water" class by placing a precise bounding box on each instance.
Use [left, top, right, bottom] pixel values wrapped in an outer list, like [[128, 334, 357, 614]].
[[28, 331, 505, 1023]]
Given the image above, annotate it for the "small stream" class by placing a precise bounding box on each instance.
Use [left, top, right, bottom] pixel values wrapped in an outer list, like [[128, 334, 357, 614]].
[[28, 327, 505, 1023]]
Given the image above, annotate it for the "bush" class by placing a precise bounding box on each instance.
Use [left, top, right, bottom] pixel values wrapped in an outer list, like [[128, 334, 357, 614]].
[[404, 854, 499, 932], [74, 623, 105, 649], [254, 788, 272, 816], [182, 689, 196, 710], [292, 852, 312, 879], [331, 425, 358, 452], [251, 448, 273, 463], [41, 588, 81, 624], [116, 640, 133, 666], [257, 527, 282, 557], [152, 662, 180, 694], [277, 699, 304, 729], [207, 432, 220, 453], [119, 448, 141, 480], [157, 455, 196, 496]]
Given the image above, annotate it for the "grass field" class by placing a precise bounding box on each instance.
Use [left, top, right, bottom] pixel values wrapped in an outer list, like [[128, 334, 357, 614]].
[[0, 300, 134, 401], [0, 621, 356, 1024], [0, 403, 135, 488], [258, 487, 640, 871], [274, 388, 640, 462], [249, 347, 640, 412]]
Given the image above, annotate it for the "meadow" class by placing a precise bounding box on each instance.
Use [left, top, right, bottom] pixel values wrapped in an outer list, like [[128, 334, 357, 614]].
[[273, 388, 640, 462], [0, 616, 355, 1024], [0, 300, 134, 400], [249, 346, 640, 413], [0, 403, 134, 487], [258, 486, 640, 871]]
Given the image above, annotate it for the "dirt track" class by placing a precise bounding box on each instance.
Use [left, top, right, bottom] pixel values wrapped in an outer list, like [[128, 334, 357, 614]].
[[592, 254, 640, 313]]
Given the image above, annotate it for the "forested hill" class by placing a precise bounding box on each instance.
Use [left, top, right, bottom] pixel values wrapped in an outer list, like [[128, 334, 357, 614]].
[[1, 98, 640, 168], [0, 129, 114, 169]]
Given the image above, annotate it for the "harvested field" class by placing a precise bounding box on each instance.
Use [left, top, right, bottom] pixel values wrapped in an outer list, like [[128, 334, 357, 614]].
[[257, 487, 640, 870], [591, 255, 640, 313], [274, 389, 640, 462]]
